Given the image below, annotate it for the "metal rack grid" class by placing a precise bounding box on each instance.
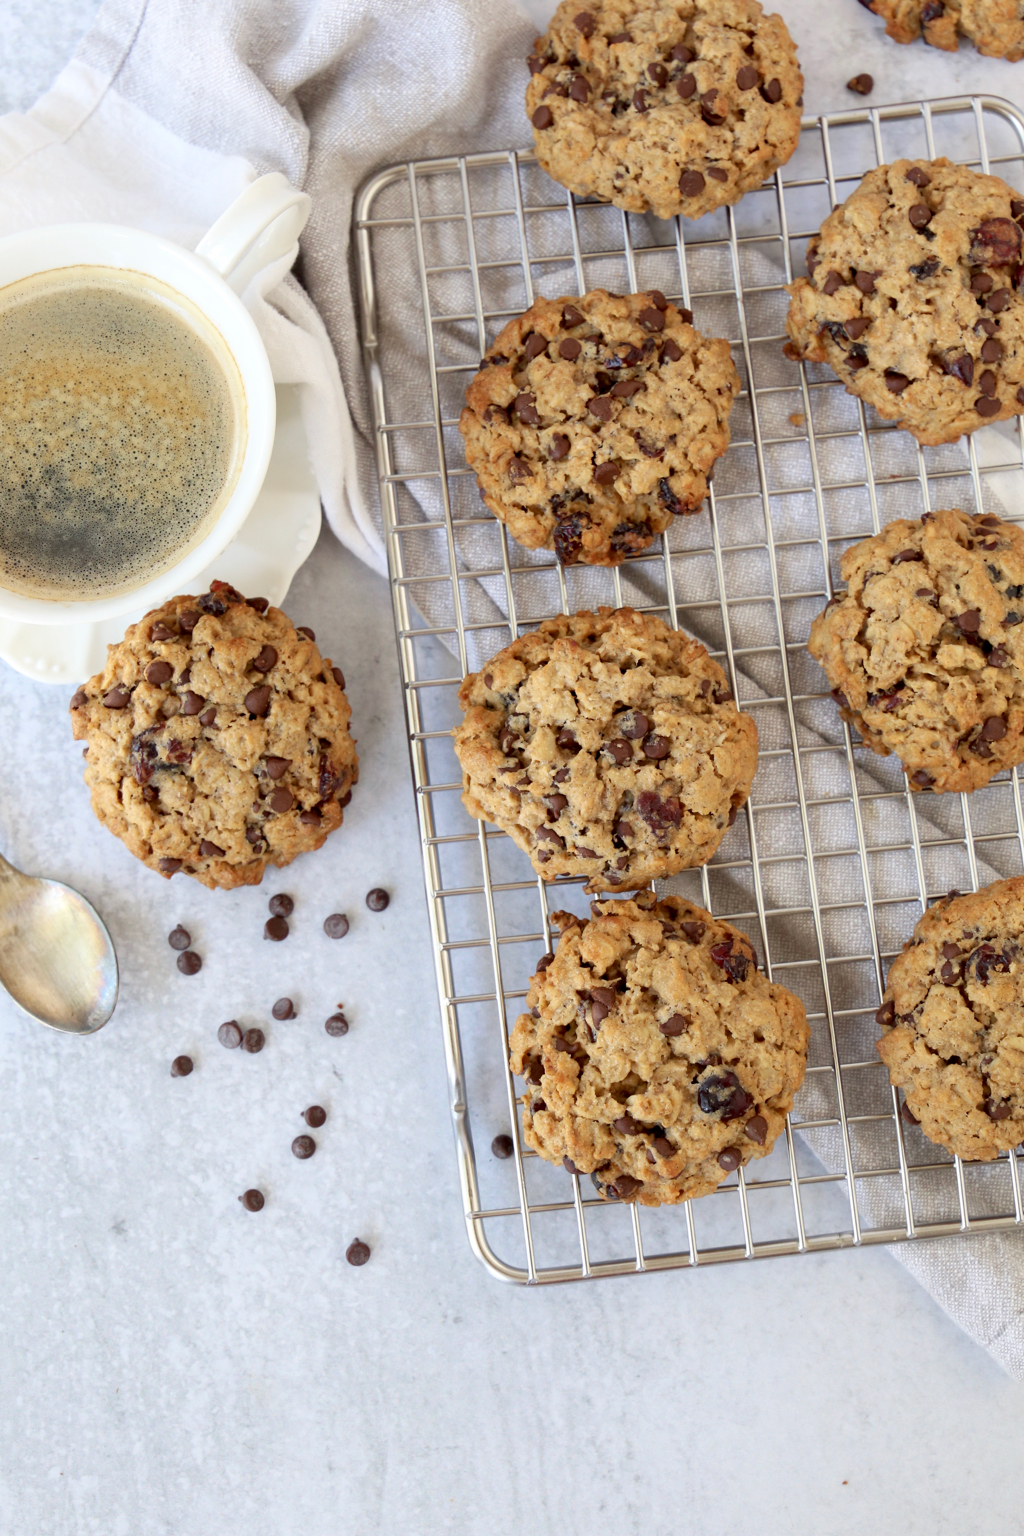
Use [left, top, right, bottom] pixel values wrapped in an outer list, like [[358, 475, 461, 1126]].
[[356, 95, 1024, 1283]]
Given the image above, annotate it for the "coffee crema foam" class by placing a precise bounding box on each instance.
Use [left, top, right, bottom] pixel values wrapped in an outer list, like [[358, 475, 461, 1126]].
[[0, 265, 245, 600]]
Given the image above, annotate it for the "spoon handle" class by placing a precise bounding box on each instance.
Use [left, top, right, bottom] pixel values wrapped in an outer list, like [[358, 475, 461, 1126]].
[[0, 851, 30, 897]]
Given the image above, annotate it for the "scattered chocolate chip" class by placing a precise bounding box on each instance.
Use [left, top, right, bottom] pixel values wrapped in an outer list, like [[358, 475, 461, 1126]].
[[170, 1055, 193, 1077], [264, 916, 289, 942], [239, 1189, 264, 1211], [854, 270, 877, 294], [292, 1134, 316, 1159], [885, 371, 911, 393], [744, 1115, 768, 1145], [218, 1020, 243, 1048], [242, 1028, 265, 1054], [304, 1105, 327, 1129], [847, 73, 873, 94], [759, 78, 782, 103], [678, 168, 705, 197], [179, 690, 204, 717], [491, 1133, 514, 1159], [177, 951, 202, 976], [346, 1238, 371, 1267], [594, 460, 618, 485], [269, 788, 294, 814], [268, 893, 294, 918], [325, 1012, 349, 1037], [976, 396, 1001, 418], [569, 74, 590, 101], [587, 394, 613, 420], [168, 925, 191, 951], [717, 1147, 742, 1172], [159, 858, 183, 875], [366, 887, 390, 912], [736, 64, 758, 89], [145, 660, 173, 686], [532, 105, 554, 129], [244, 685, 272, 717], [659, 1014, 688, 1037], [102, 685, 130, 709], [324, 913, 350, 939]]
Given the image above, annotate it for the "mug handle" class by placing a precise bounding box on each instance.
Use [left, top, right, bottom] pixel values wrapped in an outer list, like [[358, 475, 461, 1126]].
[[195, 172, 312, 295]]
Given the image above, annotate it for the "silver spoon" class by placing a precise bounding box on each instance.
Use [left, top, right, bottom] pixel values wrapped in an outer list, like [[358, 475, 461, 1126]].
[[0, 853, 118, 1034]]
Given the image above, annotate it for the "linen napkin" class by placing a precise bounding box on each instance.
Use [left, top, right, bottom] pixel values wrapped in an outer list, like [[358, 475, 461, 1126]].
[[3, 0, 1024, 1376]]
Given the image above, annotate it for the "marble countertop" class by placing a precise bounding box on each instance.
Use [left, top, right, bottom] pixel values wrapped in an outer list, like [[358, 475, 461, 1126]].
[[2, 3, 1024, 1533]]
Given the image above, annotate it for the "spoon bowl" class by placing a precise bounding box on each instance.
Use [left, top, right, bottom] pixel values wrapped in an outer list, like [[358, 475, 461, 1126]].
[[0, 854, 118, 1034]]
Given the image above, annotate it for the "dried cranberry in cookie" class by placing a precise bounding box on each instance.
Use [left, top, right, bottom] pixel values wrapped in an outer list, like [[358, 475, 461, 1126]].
[[808, 509, 1024, 795], [525, 0, 803, 219], [509, 891, 808, 1204], [878, 879, 1024, 1158], [69, 583, 358, 890], [459, 289, 739, 566], [785, 159, 1024, 445], [452, 606, 757, 891]]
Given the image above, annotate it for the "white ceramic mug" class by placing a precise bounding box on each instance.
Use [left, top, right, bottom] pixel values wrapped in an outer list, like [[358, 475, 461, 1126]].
[[0, 172, 311, 627]]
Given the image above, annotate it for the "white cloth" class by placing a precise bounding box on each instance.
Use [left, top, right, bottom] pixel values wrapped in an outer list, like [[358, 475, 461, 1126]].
[[3, 0, 1024, 1378]]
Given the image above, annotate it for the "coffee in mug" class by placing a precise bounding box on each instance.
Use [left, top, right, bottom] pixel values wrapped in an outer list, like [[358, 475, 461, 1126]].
[[0, 265, 246, 601]]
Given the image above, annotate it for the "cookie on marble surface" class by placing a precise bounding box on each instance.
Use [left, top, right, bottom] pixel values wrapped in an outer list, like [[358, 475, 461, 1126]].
[[452, 606, 757, 892], [70, 581, 358, 890], [509, 891, 809, 1204], [785, 158, 1024, 446], [459, 288, 739, 566], [858, 0, 1024, 59], [526, 0, 803, 220], [809, 509, 1024, 795], [878, 880, 1024, 1159]]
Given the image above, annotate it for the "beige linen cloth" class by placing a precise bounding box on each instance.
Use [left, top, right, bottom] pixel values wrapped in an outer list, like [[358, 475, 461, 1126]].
[[2, 0, 1024, 1373]]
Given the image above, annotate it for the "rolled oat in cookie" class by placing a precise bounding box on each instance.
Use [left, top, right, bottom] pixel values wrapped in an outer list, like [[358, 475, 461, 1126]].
[[859, 0, 1024, 60], [878, 879, 1024, 1159], [452, 606, 757, 892], [69, 581, 358, 889], [526, 0, 803, 220], [808, 509, 1024, 796], [510, 891, 808, 1204], [785, 158, 1024, 446], [460, 289, 739, 566]]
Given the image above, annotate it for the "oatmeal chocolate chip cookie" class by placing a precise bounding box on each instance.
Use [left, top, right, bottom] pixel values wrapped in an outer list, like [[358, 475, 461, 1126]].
[[460, 289, 739, 566], [526, 0, 803, 220], [878, 880, 1024, 1159], [809, 509, 1024, 795], [510, 891, 809, 1204], [785, 159, 1024, 446], [70, 582, 358, 890], [858, 0, 1024, 60], [452, 606, 757, 891]]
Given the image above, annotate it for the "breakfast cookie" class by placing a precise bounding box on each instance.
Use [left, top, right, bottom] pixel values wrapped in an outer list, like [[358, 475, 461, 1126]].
[[510, 891, 809, 1204], [809, 509, 1024, 795], [878, 880, 1024, 1159], [452, 606, 757, 891], [70, 581, 358, 890], [526, 0, 803, 220], [858, 0, 1024, 60], [785, 158, 1024, 446], [460, 289, 739, 566]]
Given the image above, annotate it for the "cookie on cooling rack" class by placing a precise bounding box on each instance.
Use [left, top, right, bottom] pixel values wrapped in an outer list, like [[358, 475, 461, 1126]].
[[459, 289, 739, 567], [878, 880, 1024, 1159], [809, 509, 1024, 796], [859, 0, 1024, 59], [452, 606, 758, 892], [525, 0, 803, 220], [70, 582, 357, 890], [509, 891, 809, 1204], [785, 158, 1024, 446]]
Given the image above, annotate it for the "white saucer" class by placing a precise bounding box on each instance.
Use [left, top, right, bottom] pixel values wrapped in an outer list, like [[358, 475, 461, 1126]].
[[0, 384, 321, 687]]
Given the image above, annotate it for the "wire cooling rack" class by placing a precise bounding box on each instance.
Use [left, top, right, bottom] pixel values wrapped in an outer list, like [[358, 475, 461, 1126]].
[[356, 95, 1024, 1283]]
